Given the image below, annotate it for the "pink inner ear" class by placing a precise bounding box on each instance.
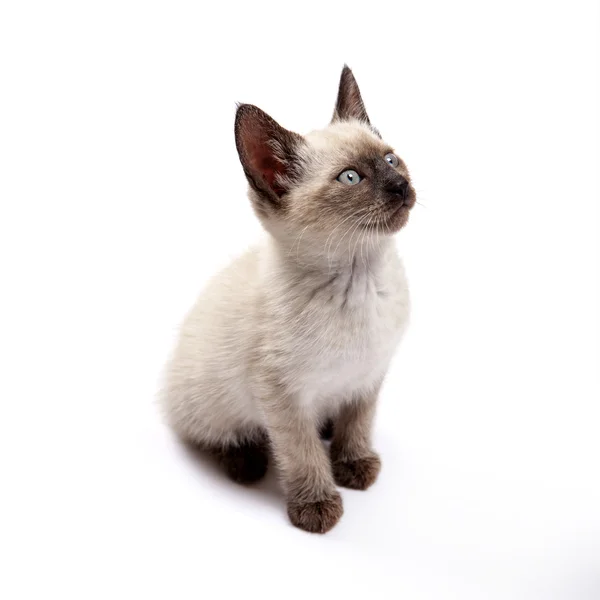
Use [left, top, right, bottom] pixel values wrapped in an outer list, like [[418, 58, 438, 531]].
[[248, 138, 286, 196]]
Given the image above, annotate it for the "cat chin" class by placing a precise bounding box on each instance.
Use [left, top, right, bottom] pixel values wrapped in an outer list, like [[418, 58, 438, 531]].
[[387, 205, 411, 231]]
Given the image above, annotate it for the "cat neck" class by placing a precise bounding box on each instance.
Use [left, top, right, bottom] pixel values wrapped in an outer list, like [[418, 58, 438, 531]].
[[268, 231, 396, 280]]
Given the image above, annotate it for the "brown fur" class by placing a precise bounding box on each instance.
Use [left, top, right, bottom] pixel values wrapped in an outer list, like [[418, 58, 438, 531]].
[[204, 431, 270, 484], [250, 376, 339, 505], [332, 453, 381, 490], [330, 384, 381, 490], [235, 70, 416, 245], [287, 491, 343, 534], [288, 143, 416, 235], [333, 64, 371, 125], [234, 103, 304, 211]]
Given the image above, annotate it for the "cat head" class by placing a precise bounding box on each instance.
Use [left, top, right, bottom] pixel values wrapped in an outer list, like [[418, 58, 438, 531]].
[[234, 66, 416, 248]]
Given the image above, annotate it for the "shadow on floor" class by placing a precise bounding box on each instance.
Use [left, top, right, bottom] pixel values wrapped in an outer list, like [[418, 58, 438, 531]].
[[176, 437, 284, 513]]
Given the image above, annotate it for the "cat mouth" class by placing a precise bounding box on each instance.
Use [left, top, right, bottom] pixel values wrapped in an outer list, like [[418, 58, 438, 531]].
[[357, 188, 415, 233], [384, 204, 411, 231], [357, 204, 410, 233], [383, 188, 416, 231]]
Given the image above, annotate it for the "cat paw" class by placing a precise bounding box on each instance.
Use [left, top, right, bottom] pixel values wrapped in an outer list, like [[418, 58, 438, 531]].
[[332, 453, 381, 490], [287, 492, 343, 533], [221, 440, 269, 484]]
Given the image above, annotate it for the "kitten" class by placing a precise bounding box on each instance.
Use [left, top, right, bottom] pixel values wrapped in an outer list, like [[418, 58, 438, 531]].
[[162, 66, 416, 533]]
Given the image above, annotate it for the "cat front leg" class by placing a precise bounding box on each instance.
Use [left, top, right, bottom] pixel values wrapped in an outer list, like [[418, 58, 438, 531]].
[[330, 383, 382, 490], [259, 383, 343, 533]]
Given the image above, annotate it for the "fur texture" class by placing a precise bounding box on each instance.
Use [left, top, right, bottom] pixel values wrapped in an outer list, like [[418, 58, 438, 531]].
[[162, 66, 415, 533]]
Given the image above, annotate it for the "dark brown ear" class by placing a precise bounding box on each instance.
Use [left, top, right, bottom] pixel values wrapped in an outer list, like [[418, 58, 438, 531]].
[[332, 65, 371, 124], [235, 104, 304, 206]]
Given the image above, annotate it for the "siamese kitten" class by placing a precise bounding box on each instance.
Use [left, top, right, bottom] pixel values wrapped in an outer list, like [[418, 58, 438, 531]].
[[162, 66, 416, 533]]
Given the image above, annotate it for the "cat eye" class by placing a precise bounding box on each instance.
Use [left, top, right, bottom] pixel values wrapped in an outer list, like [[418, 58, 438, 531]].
[[385, 153, 399, 168], [337, 169, 362, 185]]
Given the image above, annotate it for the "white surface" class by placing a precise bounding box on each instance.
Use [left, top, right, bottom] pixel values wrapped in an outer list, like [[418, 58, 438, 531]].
[[1, 1, 598, 598]]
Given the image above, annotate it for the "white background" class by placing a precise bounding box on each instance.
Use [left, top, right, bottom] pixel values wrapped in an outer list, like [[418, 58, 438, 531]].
[[1, 1, 598, 598]]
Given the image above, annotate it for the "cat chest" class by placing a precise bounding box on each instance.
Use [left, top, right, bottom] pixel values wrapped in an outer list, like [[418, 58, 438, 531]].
[[285, 287, 409, 394]]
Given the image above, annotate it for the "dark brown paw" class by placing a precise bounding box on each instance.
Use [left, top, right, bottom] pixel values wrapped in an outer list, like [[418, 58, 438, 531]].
[[220, 440, 269, 484], [332, 453, 381, 490], [287, 492, 343, 533]]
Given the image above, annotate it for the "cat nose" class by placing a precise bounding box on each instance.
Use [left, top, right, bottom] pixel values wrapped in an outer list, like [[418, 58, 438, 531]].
[[386, 177, 409, 201]]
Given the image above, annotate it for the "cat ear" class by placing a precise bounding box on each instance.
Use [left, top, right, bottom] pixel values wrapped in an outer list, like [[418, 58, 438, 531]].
[[332, 65, 371, 124], [235, 104, 304, 205]]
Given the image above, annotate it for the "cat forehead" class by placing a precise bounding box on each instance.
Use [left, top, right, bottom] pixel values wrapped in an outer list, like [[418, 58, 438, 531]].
[[304, 120, 389, 156]]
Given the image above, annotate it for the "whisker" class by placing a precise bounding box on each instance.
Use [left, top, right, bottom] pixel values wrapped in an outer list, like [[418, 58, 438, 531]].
[[288, 224, 311, 263], [347, 213, 371, 264], [331, 211, 369, 264], [324, 211, 364, 273], [359, 213, 376, 269], [352, 214, 369, 266]]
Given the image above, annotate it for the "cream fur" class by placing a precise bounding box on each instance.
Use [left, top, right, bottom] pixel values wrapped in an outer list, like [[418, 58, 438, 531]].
[[162, 234, 410, 447]]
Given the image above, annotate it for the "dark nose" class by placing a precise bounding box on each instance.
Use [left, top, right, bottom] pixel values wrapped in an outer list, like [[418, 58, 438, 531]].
[[386, 177, 409, 202]]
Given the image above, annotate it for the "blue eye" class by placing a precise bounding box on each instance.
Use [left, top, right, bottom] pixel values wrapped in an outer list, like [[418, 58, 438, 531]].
[[385, 153, 399, 167], [337, 169, 361, 185]]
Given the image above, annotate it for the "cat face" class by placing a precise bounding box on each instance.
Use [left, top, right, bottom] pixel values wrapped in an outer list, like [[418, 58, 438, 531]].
[[235, 66, 416, 241]]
